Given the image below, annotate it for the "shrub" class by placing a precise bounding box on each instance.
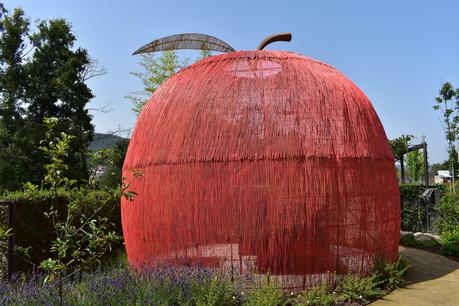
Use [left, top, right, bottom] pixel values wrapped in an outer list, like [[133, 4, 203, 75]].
[[373, 256, 409, 291], [0, 188, 121, 272], [441, 228, 459, 257], [436, 189, 459, 234], [399, 233, 417, 246], [335, 273, 384, 304], [192, 274, 239, 306], [244, 276, 286, 306], [400, 184, 426, 232], [297, 280, 341, 306]]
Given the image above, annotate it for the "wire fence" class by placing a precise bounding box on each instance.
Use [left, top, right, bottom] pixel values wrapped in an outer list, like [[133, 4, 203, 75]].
[[400, 185, 442, 234]]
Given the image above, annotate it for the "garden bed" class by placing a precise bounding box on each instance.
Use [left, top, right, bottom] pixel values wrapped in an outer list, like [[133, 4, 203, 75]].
[[0, 256, 407, 306]]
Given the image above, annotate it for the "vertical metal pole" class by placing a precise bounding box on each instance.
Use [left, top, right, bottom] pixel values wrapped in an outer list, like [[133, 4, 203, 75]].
[[423, 142, 429, 187], [423, 142, 430, 232], [7, 201, 16, 280]]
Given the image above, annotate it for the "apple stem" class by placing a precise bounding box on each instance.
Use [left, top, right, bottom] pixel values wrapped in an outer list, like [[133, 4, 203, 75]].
[[256, 33, 292, 50]]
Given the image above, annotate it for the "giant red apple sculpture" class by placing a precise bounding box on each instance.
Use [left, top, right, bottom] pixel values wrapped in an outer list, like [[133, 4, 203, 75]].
[[121, 33, 400, 287]]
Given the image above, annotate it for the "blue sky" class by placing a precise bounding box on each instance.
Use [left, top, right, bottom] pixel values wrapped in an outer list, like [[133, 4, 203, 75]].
[[5, 0, 459, 163]]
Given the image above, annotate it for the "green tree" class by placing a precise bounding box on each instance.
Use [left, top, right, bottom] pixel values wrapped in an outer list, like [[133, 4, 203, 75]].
[[127, 49, 212, 115], [24, 18, 95, 182], [390, 135, 413, 183], [406, 150, 425, 183], [100, 138, 129, 188], [0, 4, 101, 190], [33, 118, 139, 305], [434, 82, 459, 192], [126, 51, 188, 115], [0, 5, 31, 190]]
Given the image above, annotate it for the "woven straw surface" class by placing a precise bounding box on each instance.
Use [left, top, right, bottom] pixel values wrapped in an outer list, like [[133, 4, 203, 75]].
[[121, 50, 400, 287]]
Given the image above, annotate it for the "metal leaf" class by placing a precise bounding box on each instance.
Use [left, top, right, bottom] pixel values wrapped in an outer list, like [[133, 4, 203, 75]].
[[133, 33, 236, 55]]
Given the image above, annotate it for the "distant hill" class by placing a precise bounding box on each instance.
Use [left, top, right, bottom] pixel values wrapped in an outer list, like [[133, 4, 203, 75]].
[[89, 133, 128, 151]]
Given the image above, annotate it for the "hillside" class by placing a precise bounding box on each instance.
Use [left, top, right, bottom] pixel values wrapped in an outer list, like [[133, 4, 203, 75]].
[[89, 133, 128, 151]]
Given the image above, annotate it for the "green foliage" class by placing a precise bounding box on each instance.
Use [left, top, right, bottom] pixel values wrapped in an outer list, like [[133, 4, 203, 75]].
[[192, 275, 239, 306], [400, 233, 439, 249], [399, 184, 438, 232], [440, 228, 459, 257], [335, 273, 384, 304], [197, 48, 213, 61], [0, 117, 140, 304], [434, 82, 459, 190], [390, 135, 413, 183], [127, 48, 214, 115], [35, 119, 127, 284], [0, 188, 123, 270], [372, 257, 409, 291], [436, 188, 459, 234], [406, 150, 425, 183], [127, 51, 188, 115], [434, 82, 459, 144], [0, 4, 101, 190], [297, 260, 406, 306], [99, 139, 129, 188], [244, 276, 286, 306], [399, 232, 417, 247], [297, 281, 341, 306]]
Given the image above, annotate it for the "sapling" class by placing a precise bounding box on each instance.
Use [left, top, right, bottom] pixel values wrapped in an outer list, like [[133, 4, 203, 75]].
[[27, 117, 140, 305]]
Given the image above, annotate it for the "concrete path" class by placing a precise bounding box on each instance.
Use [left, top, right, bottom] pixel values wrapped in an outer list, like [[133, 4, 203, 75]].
[[372, 246, 459, 306]]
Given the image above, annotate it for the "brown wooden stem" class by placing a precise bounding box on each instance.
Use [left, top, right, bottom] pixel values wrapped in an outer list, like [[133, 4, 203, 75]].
[[256, 33, 292, 50]]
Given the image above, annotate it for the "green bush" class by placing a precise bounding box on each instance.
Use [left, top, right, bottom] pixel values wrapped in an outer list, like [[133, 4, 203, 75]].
[[297, 280, 341, 306], [441, 228, 459, 257], [436, 189, 459, 234], [373, 256, 409, 291], [244, 276, 286, 306], [0, 188, 121, 271], [335, 273, 384, 304], [192, 275, 239, 306]]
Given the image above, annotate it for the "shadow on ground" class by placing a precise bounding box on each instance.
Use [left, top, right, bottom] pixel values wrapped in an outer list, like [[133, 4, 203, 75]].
[[401, 246, 459, 284], [371, 246, 459, 305]]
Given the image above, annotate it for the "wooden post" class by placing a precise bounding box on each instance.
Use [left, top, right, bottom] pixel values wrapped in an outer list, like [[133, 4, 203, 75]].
[[423, 142, 429, 187]]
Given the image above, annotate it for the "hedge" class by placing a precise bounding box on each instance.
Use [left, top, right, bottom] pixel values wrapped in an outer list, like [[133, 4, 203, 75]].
[[0, 188, 122, 272]]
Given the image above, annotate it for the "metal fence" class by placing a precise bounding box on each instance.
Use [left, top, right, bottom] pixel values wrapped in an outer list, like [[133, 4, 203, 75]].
[[400, 186, 442, 234]]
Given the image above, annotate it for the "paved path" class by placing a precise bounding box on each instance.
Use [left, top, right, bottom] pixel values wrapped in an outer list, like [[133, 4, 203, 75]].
[[372, 246, 459, 306]]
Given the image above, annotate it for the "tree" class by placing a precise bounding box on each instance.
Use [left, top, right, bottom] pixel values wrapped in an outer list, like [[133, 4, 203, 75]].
[[126, 51, 188, 115], [390, 135, 413, 183], [434, 82, 459, 192], [0, 5, 31, 190], [100, 138, 129, 188], [127, 49, 213, 115], [406, 150, 425, 183], [0, 4, 101, 190], [32, 118, 136, 305]]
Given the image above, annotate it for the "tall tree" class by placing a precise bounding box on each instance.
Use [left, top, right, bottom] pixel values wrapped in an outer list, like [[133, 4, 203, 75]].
[[0, 5, 32, 189], [390, 134, 413, 184], [23, 18, 95, 181], [0, 4, 100, 190], [434, 82, 459, 192]]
